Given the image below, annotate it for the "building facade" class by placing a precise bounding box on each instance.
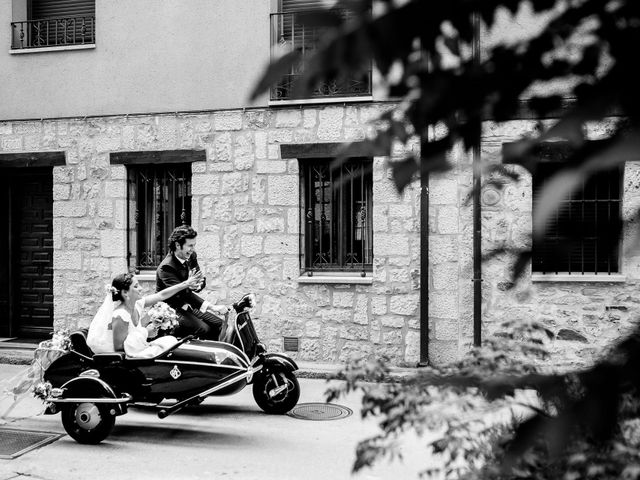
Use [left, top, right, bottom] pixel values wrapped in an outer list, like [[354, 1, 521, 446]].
[[0, 0, 637, 368]]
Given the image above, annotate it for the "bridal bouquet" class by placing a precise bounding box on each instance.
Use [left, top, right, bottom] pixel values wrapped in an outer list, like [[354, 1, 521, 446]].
[[147, 302, 179, 332]]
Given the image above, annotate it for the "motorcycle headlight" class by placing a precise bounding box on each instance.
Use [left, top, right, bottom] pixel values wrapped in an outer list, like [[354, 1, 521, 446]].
[[246, 293, 256, 308]]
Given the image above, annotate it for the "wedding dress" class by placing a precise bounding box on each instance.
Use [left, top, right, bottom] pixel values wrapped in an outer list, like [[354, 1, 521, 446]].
[[88, 296, 177, 358]]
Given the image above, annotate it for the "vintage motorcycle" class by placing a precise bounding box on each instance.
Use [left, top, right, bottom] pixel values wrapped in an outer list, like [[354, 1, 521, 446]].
[[42, 293, 300, 444]]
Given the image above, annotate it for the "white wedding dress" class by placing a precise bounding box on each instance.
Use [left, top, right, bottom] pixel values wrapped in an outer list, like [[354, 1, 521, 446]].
[[88, 297, 178, 358]]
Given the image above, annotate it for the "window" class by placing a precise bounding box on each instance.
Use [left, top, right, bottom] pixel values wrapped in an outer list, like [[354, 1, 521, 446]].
[[127, 164, 192, 271], [270, 0, 372, 100], [11, 0, 95, 50], [532, 149, 622, 275], [300, 158, 373, 274]]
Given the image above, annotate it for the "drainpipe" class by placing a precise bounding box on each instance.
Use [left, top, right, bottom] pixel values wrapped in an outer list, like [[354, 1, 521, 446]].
[[472, 13, 482, 347], [419, 129, 431, 366]]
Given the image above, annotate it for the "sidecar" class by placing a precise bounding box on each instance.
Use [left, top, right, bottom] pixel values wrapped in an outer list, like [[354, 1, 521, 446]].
[[42, 294, 300, 444]]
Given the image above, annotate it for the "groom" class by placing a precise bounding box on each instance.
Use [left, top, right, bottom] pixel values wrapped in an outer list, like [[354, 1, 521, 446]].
[[156, 225, 228, 340]]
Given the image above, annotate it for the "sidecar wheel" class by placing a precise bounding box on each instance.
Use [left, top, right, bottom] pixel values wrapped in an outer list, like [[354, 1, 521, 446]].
[[253, 370, 300, 414], [61, 402, 115, 444]]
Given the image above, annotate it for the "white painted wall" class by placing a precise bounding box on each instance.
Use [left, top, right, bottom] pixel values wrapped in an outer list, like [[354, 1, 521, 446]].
[[0, 0, 271, 119]]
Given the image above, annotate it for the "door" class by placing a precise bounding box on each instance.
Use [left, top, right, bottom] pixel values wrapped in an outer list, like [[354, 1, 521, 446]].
[[0, 168, 54, 338]]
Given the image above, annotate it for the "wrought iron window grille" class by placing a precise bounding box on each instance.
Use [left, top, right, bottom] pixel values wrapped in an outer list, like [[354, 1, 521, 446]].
[[269, 10, 372, 100], [532, 162, 622, 275], [11, 16, 95, 50], [127, 164, 192, 271], [300, 157, 373, 274]]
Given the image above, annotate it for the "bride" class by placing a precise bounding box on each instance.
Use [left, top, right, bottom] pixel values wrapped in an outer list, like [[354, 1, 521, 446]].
[[87, 271, 203, 358]]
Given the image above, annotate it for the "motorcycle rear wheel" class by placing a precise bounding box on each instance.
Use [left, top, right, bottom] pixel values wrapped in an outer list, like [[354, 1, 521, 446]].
[[61, 402, 115, 444], [253, 370, 300, 414]]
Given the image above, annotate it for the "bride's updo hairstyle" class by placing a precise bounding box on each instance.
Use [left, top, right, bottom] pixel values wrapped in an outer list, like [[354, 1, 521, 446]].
[[111, 273, 134, 301]]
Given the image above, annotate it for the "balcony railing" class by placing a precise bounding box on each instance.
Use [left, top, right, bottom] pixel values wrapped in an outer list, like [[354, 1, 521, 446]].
[[270, 12, 372, 101], [11, 16, 95, 50]]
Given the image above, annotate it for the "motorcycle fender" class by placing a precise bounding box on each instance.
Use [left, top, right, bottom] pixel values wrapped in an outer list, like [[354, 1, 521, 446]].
[[261, 353, 299, 372], [57, 376, 127, 415]]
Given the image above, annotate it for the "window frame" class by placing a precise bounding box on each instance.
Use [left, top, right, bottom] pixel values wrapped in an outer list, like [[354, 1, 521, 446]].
[[109, 150, 204, 273], [299, 156, 373, 276], [269, 0, 373, 103], [529, 142, 623, 277]]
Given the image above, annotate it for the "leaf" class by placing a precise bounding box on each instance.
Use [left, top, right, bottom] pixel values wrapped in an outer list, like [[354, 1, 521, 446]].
[[249, 50, 301, 101], [391, 156, 419, 193]]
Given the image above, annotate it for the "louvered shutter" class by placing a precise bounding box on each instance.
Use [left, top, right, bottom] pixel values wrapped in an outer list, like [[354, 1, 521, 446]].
[[280, 0, 338, 13], [31, 0, 95, 20], [29, 0, 95, 46]]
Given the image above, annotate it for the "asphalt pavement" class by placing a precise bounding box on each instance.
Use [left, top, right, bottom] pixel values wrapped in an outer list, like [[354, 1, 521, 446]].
[[0, 364, 433, 480]]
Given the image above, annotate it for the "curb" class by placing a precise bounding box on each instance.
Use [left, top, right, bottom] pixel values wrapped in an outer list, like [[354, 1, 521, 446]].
[[0, 350, 33, 365]]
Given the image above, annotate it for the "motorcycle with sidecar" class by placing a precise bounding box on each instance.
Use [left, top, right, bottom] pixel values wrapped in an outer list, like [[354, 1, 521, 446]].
[[42, 293, 300, 444]]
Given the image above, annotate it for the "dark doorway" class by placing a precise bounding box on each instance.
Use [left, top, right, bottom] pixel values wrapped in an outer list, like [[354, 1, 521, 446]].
[[0, 168, 54, 339]]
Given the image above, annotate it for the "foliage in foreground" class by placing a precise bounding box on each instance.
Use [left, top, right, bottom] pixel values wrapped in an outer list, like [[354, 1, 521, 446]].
[[253, 0, 640, 476], [327, 322, 640, 478]]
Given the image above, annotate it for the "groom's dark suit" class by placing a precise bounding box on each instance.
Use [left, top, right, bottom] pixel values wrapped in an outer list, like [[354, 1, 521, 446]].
[[156, 252, 222, 340]]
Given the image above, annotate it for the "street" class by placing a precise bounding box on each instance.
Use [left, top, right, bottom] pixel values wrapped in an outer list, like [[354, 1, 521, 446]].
[[0, 365, 429, 480]]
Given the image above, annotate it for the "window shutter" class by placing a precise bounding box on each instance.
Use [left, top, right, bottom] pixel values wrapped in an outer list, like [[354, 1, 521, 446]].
[[280, 0, 338, 12], [31, 0, 95, 20]]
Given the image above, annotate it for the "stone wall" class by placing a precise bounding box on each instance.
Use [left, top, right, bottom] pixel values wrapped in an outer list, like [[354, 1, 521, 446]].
[[0, 104, 424, 366], [480, 119, 640, 367]]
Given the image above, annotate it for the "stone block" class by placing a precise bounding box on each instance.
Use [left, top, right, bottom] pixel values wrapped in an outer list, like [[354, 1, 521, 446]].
[[234, 206, 255, 222], [54, 251, 82, 270], [100, 230, 126, 258], [221, 172, 249, 194], [375, 234, 409, 256], [264, 235, 297, 255], [276, 110, 302, 127], [214, 112, 243, 131], [254, 131, 268, 159], [380, 315, 405, 328], [371, 296, 387, 315], [389, 294, 419, 315], [303, 109, 317, 128], [241, 235, 263, 257], [256, 216, 285, 233], [333, 291, 354, 308], [53, 184, 71, 200], [53, 201, 87, 217], [53, 166, 75, 183], [234, 155, 254, 171], [432, 262, 459, 291], [267, 144, 280, 159], [429, 293, 458, 319], [430, 179, 459, 205], [192, 174, 220, 195], [104, 180, 126, 199], [256, 160, 287, 174], [317, 107, 344, 140], [267, 176, 298, 206], [354, 296, 368, 324]]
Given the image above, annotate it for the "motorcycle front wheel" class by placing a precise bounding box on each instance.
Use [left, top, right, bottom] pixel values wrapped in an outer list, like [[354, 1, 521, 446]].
[[252, 370, 300, 414], [61, 402, 115, 444]]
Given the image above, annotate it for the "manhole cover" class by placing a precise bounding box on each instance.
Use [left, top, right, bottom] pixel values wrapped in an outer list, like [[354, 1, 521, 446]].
[[0, 428, 63, 459], [288, 403, 353, 421]]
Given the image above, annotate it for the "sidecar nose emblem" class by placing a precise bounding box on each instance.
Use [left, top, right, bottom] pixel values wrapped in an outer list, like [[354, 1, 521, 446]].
[[170, 365, 182, 380]]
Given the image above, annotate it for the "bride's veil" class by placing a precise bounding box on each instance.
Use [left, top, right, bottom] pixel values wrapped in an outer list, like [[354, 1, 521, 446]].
[[86, 293, 116, 353]]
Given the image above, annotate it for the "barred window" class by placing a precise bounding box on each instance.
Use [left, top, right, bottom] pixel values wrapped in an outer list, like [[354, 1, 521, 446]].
[[300, 158, 373, 273], [270, 0, 372, 100], [532, 160, 622, 275], [127, 164, 191, 270]]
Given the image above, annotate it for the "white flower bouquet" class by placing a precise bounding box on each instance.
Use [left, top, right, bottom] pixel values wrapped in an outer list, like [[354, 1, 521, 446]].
[[147, 302, 179, 333]]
